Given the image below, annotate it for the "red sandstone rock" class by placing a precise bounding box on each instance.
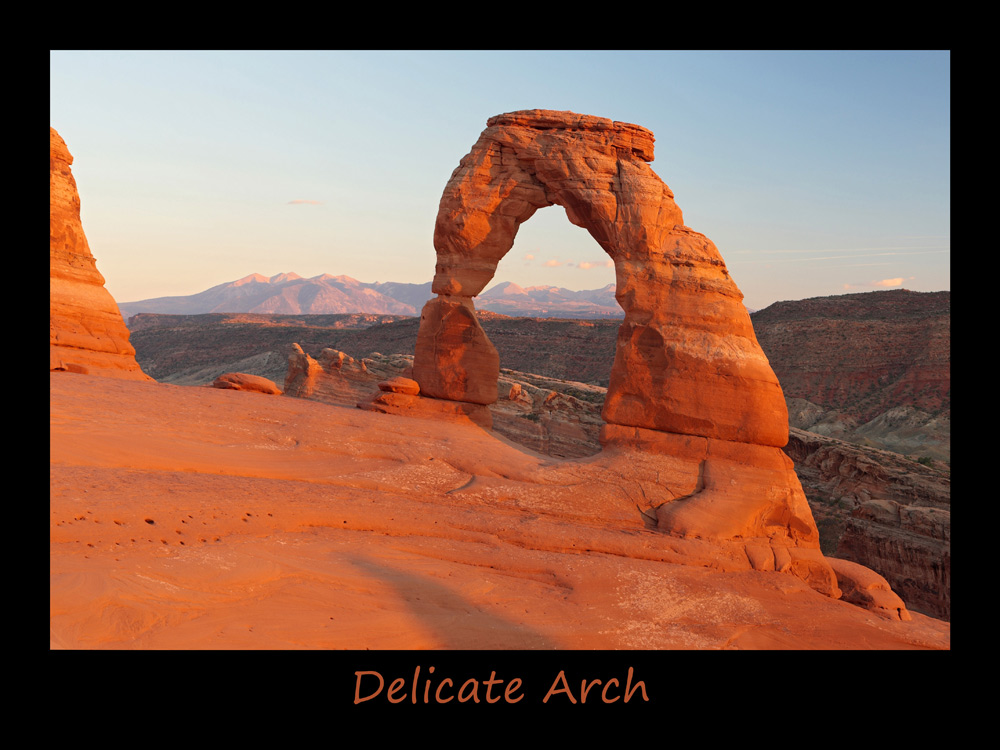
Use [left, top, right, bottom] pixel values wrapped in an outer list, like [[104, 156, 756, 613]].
[[412, 296, 499, 405], [49, 372, 950, 649], [212, 372, 282, 395], [490, 373, 604, 459], [412, 110, 786, 446], [283, 344, 374, 404], [360, 390, 493, 430], [378, 376, 420, 395], [598, 422, 841, 598], [50, 127, 153, 381], [826, 557, 912, 621]]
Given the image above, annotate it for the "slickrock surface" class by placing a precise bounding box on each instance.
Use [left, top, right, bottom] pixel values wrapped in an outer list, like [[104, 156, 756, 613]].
[[50, 372, 949, 650], [50, 128, 152, 381]]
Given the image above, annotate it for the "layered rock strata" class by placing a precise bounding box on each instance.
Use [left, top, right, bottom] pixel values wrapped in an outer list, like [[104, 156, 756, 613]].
[[284, 344, 376, 403], [50, 128, 152, 381], [785, 428, 950, 619]]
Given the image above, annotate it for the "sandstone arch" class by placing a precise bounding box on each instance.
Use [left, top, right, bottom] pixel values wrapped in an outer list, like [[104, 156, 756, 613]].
[[412, 110, 788, 448]]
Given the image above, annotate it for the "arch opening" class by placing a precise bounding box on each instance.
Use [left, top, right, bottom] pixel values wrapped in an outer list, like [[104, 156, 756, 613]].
[[470, 204, 622, 458]]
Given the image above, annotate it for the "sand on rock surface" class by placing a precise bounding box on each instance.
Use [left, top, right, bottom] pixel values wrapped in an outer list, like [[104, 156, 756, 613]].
[[50, 372, 949, 650]]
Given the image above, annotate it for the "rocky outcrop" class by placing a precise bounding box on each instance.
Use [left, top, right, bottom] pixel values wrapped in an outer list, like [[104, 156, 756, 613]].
[[826, 557, 912, 621], [212, 372, 283, 395], [50, 128, 152, 381], [285, 348, 606, 455], [491, 372, 604, 458], [413, 296, 500, 405], [283, 344, 383, 404]]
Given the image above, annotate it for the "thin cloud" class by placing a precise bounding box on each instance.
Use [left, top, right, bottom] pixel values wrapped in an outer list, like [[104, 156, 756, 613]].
[[288, 199, 323, 205], [523, 253, 535, 261], [544, 259, 562, 267], [842, 276, 915, 290], [578, 260, 615, 269]]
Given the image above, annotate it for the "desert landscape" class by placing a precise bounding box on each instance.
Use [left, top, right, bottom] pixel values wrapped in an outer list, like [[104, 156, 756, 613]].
[[50, 109, 950, 652]]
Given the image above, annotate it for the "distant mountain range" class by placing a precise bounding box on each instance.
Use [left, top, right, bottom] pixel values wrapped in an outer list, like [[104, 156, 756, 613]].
[[476, 281, 620, 317], [118, 273, 625, 321]]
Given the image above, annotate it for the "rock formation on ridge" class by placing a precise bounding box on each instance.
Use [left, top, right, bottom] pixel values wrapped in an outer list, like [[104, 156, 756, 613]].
[[50, 127, 152, 381], [406, 109, 857, 603]]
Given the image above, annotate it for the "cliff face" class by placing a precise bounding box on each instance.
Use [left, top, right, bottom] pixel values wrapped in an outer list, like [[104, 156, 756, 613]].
[[785, 428, 950, 619], [752, 290, 950, 459], [50, 128, 152, 381]]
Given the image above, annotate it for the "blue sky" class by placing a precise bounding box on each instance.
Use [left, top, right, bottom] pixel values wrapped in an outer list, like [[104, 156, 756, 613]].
[[50, 50, 950, 311]]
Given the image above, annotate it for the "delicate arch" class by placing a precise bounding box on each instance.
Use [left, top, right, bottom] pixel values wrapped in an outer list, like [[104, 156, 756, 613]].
[[413, 110, 789, 448]]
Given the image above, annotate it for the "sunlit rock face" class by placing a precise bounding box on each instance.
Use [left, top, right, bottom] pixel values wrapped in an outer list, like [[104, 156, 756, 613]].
[[412, 109, 787, 447], [50, 127, 152, 381]]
